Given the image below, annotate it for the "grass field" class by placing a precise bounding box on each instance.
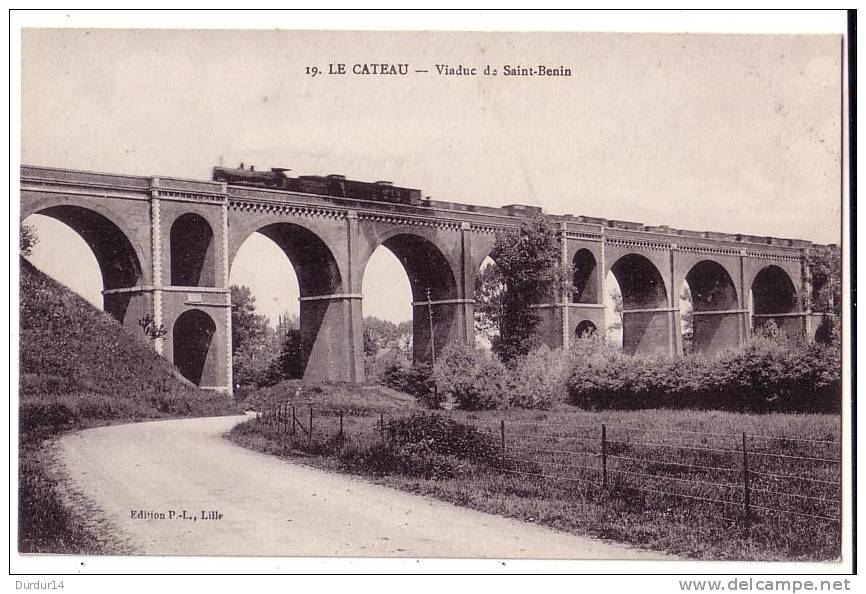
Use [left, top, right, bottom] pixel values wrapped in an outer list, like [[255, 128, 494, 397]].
[[18, 259, 241, 553], [229, 390, 842, 562]]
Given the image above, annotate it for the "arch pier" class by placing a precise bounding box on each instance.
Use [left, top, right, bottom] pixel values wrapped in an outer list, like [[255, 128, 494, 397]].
[[21, 165, 820, 396]]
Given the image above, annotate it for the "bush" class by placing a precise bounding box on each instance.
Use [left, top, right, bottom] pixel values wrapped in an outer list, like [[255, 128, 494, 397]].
[[19, 402, 77, 439], [385, 412, 498, 461], [373, 350, 409, 385], [20, 222, 38, 256], [566, 331, 841, 412], [334, 413, 497, 480], [341, 439, 457, 480], [722, 333, 840, 411], [377, 352, 441, 408], [508, 345, 573, 408], [432, 344, 508, 410], [369, 325, 840, 413]]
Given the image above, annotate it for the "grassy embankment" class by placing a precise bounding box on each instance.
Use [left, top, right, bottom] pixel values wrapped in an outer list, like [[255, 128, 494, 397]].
[[229, 384, 841, 561], [18, 259, 241, 554]]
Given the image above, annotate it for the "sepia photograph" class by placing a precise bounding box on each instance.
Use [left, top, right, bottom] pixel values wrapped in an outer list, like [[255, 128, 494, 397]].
[[10, 9, 853, 580]]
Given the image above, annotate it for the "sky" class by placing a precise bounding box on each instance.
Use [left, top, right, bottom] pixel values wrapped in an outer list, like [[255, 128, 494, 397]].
[[20, 28, 843, 325]]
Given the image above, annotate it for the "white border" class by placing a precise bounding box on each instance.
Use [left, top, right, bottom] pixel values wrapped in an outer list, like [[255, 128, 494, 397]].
[[6, 8, 854, 586]]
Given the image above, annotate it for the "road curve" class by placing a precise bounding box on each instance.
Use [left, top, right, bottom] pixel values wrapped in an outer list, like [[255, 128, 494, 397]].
[[57, 415, 670, 559]]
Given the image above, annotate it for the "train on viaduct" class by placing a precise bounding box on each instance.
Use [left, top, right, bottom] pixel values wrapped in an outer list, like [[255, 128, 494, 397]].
[[20, 164, 824, 397]]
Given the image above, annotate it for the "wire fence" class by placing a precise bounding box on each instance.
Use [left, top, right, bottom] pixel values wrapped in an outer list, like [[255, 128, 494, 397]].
[[483, 418, 842, 530], [252, 402, 842, 534]]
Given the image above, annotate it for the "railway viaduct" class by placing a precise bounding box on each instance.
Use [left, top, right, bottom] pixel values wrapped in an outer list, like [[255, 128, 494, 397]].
[[20, 164, 822, 397]]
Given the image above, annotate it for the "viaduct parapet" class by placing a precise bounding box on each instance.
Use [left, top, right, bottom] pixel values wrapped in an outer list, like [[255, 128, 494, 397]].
[[20, 164, 820, 396]]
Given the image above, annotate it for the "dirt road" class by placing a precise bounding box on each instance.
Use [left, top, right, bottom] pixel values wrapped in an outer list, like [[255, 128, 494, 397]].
[[56, 415, 670, 559]]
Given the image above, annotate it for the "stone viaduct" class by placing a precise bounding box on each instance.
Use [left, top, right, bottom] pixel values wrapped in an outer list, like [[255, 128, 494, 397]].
[[20, 164, 822, 397]]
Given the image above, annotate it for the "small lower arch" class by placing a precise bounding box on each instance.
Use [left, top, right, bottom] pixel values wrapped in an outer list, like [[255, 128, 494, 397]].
[[575, 320, 597, 338], [173, 309, 217, 385]]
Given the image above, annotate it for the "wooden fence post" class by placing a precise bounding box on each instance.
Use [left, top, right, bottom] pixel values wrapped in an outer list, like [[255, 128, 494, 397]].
[[309, 407, 314, 442], [380, 413, 385, 443], [602, 423, 608, 488], [339, 410, 344, 438], [291, 406, 296, 436], [742, 432, 752, 534]]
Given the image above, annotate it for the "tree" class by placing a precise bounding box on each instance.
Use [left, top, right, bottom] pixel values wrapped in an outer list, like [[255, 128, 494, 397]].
[[276, 311, 299, 337], [605, 284, 623, 346], [473, 262, 506, 345], [362, 317, 412, 358], [20, 222, 38, 256], [266, 328, 306, 382], [230, 285, 278, 386], [489, 214, 570, 363], [806, 244, 842, 315], [138, 314, 167, 341], [679, 284, 694, 354], [806, 244, 842, 346]]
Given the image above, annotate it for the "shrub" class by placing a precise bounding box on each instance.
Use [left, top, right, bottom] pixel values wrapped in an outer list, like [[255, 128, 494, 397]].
[[19, 402, 77, 439], [385, 412, 498, 462], [723, 333, 841, 411], [374, 350, 410, 386], [508, 345, 573, 408], [566, 331, 841, 412], [432, 344, 508, 410], [340, 439, 457, 480], [377, 352, 441, 408], [568, 337, 633, 409], [20, 222, 38, 256], [363, 353, 380, 382], [334, 413, 496, 480]]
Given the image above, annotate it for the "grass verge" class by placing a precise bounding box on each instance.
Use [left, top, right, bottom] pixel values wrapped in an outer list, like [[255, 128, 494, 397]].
[[228, 393, 841, 561]]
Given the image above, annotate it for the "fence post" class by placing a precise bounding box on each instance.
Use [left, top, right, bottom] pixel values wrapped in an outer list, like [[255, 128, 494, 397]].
[[291, 406, 296, 436], [309, 407, 314, 442], [602, 423, 608, 488], [500, 419, 506, 466], [380, 413, 385, 443], [339, 410, 344, 438], [742, 431, 752, 534]]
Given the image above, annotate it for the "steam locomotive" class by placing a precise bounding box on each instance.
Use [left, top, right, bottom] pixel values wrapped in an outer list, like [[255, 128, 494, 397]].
[[213, 164, 423, 206]]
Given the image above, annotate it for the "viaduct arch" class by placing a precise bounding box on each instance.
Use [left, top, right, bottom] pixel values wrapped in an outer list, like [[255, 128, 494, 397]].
[[21, 165, 822, 396]]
